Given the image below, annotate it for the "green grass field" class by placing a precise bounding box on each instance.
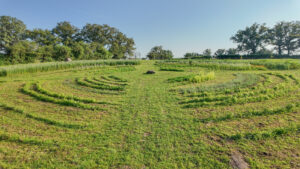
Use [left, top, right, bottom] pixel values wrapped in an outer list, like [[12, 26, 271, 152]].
[[0, 59, 299, 168]]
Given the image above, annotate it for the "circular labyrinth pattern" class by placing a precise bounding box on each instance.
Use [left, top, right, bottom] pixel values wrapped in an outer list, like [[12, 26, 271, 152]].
[[174, 72, 300, 141], [0, 73, 128, 145], [1, 60, 300, 168]]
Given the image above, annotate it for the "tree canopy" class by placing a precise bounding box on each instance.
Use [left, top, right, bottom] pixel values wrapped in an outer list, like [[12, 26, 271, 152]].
[[52, 21, 79, 46], [231, 23, 268, 54], [0, 16, 26, 53], [147, 46, 173, 60], [0, 15, 136, 64], [79, 24, 135, 58], [27, 29, 59, 46], [202, 49, 212, 56], [231, 22, 300, 55], [214, 49, 226, 56]]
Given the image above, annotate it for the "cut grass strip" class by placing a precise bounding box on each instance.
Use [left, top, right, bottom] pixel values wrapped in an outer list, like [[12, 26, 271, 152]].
[[64, 81, 121, 95], [21, 83, 106, 111], [199, 103, 299, 123], [35, 82, 116, 105], [183, 89, 295, 108], [93, 77, 127, 86], [85, 78, 125, 90], [76, 78, 124, 91], [100, 75, 116, 82], [107, 75, 128, 82], [160, 67, 184, 72], [0, 133, 56, 146], [168, 75, 194, 83], [181, 73, 298, 108], [225, 124, 300, 141], [182, 83, 294, 105], [0, 103, 84, 129]]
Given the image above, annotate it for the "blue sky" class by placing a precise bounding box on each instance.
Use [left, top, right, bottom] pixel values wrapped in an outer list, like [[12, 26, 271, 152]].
[[1, 0, 300, 57]]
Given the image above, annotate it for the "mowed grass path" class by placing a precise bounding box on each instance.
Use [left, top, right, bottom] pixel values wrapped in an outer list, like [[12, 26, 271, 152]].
[[94, 62, 225, 168], [0, 61, 299, 168]]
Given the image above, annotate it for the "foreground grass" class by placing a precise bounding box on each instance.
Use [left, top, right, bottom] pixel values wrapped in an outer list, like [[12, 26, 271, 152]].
[[0, 60, 299, 168]]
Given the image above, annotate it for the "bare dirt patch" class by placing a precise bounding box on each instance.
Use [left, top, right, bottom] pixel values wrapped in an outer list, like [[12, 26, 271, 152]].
[[230, 151, 249, 169]]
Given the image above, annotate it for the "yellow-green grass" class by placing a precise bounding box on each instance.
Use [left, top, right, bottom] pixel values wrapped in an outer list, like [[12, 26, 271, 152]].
[[179, 73, 299, 108], [0, 60, 140, 77], [0, 60, 299, 168]]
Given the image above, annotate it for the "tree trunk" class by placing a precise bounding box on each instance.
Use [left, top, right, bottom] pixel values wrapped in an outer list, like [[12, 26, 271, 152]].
[[251, 48, 256, 55], [278, 46, 282, 55]]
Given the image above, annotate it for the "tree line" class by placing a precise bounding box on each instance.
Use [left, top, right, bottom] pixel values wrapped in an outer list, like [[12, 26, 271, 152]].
[[147, 21, 300, 60], [185, 21, 300, 59], [0, 15, 135, 64], [231, 22, 300, 55]]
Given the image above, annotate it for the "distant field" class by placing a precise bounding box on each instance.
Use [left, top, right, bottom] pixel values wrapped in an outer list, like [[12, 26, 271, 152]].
[[0, 59, 299, 168]]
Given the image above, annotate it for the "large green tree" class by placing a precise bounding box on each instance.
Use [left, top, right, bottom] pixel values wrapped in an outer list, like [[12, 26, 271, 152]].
[[0, 15, 27, 53], [203, 49, 212, 58], [37, 45, 55, 62], [0, 16, 137, 63], [80, 24, 135, 58], [90, 42, 112, 59], [79, 24, 111, 44], [281, 21, 299, 55], [147, 46, 173, 60], [268, 22, 286, 55], [52, 21, 78, 46], [214, 49, 226, 56], [109, 33, 135, 59], [226, 48, 238, 55], [231, 23, 268, 54], [298, 21, 300, 49], [53, 45, 72, 61], [268, 21, 300, 55], [70, 41, 85, 59], [27, 28, 59, 46], [7, 41, 38, 64]]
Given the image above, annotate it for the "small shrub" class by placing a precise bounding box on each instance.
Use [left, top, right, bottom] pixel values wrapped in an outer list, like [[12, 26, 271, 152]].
[[168, 72, 215, 84], [189, 72, 215, 83]]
